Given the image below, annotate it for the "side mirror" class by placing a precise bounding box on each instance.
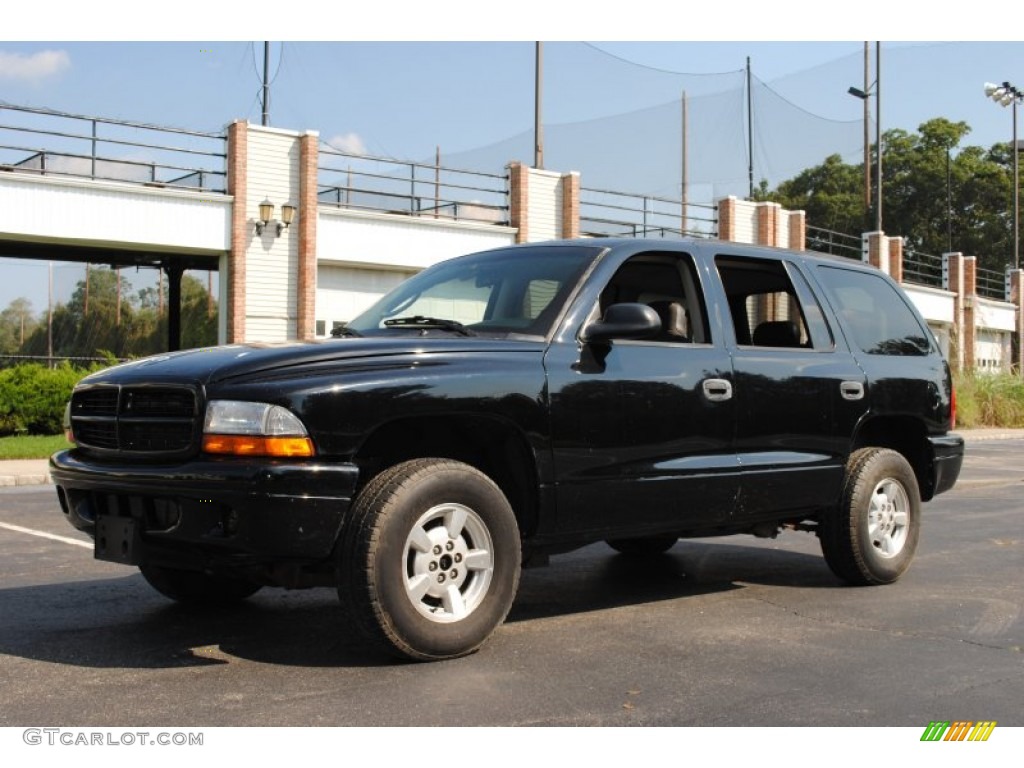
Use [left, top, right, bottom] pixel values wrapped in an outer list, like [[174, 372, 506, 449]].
[[581, 303, 660, 343]]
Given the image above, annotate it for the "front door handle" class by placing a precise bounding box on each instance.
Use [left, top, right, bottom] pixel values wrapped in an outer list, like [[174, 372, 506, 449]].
[[702, 378, 733, 402], [840, 381, 865, 401]]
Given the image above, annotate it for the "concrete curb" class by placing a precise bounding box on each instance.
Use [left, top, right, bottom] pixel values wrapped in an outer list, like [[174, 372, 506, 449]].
[[0, 459, 52, 487]]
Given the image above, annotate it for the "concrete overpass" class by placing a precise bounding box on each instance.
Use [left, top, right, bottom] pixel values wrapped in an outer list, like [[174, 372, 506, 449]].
[[2, 102, 1021, 372]]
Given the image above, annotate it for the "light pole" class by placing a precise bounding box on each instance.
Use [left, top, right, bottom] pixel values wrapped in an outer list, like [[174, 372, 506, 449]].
[[848, 42, 882, 233], [984, 81, 1022, 270]]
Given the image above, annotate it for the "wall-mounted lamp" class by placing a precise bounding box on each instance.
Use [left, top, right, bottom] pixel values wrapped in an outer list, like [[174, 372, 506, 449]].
[[254, 200, 297, 237], [279, 203, 296, 236]]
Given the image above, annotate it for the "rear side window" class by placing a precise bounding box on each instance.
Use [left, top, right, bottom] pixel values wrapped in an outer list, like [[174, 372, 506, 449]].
[[715, 256, 831, 350], [816, 266, 932, 356]]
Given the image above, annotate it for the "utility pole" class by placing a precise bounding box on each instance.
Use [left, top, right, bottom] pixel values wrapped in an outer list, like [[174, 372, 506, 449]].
[[875, 42, 882, 232], [862, 43, 871, 215], [262, 41, 270, 127], [681, 90, 688, 234], [534, 42, 544, 169], [746, 57, 754, 198]]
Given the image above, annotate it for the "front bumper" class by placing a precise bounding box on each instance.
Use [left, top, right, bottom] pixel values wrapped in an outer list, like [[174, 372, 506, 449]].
[[50, 449, 360, 567]]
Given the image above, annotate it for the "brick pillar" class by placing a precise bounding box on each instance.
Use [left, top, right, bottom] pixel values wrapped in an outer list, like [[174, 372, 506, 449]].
[[717, 196, 736, 242], [226, 120, 248, 343], [864, 231, 887, 273], [296, 131, 319, 341], [943, 253, 965, 370], [756, 202, 779, 246], [963, 256, 977, 370], [560, 171, 580, 239], [888, 236, 904, 284], [508, 162, 529, 244], [1009, 270, 1024, 375], [788, 210, 806, 251]]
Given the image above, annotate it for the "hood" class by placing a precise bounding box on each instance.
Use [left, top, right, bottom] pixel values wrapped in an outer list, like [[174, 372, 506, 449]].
[[78, 337, 544, 387]]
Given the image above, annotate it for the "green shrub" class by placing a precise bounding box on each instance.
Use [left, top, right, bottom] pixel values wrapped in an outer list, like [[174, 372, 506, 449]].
[[953, 370, 1024, 428], [0, 363, 105, 436]]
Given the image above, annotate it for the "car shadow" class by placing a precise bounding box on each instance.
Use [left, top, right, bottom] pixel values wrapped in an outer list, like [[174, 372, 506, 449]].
[[509, 539, 839, 622], [0, 540, 839, 670]]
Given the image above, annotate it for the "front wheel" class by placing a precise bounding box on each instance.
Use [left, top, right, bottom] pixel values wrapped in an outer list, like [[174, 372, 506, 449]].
[[139, 564, 262, 605], [339, 459, 521, 661], [820, 447, 921, 586]]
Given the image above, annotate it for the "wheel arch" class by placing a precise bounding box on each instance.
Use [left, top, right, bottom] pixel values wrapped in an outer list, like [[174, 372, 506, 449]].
[[353, 414, 542, 537], [850, 415, 935, 500]]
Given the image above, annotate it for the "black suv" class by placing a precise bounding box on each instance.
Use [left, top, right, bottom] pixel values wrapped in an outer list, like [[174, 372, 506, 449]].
[[51, 239, 963, 660]]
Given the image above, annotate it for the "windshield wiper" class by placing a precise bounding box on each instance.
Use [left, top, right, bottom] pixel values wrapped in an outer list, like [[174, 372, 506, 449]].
[[382, 316, 476, 336]]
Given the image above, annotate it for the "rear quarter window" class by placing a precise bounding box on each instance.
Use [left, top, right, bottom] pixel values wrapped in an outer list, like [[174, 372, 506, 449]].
[[816, 265, 932, 356]]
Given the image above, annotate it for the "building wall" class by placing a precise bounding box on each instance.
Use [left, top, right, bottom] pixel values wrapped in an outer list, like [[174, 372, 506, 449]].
[[525, 169, 563, 242], [314, 206, 516, 333], [0, 171, 229, 253]]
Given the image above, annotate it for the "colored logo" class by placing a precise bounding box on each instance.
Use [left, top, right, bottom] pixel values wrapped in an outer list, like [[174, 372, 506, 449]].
[[920, 721, 997, 741]]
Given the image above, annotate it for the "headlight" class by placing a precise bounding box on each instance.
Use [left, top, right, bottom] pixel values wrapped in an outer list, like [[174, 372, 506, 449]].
[[202, 400, 315, 457]]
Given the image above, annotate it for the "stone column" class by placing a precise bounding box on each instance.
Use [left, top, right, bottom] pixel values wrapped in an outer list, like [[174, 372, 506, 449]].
[[756, 202, 780, 247], [507, 161, 529, 244], [863, 231, 888, 273], [296, 131, 319, 341], [943, 252, 966, 371], [717, 196, 737, 242], [1009, 269, 1024, 374], [560, 171, 580, 239], [788, 210, 806, 251], [888, 236, 904, 284], [226, 120, 248, 343]]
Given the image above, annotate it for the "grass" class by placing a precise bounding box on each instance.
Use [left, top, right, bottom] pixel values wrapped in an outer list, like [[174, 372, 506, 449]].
[[0, 434, 72, 460], [953, 370, 1024, 429]]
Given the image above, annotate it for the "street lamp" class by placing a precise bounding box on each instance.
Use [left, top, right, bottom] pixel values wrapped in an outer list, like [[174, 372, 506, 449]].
[[848, 42, 882, 233], [984, 81, 1022, 270]]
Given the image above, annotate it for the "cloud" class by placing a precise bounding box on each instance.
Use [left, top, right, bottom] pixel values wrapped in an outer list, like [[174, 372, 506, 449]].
[[327, 132, 367, 155], [0, 50, 71, 82]]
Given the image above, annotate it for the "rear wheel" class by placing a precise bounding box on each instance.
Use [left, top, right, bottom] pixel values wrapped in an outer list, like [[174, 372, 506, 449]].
[[339, 459, 521, 661], [139, 564, 262, 605], [821, 447, 921, 585], [606, 534, 678, 556]]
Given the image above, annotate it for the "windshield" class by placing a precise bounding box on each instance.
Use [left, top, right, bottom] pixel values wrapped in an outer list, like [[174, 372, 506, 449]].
[[345, 245, 601, 338]]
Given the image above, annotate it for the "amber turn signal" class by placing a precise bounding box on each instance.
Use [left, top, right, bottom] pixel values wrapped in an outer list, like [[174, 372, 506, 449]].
[[202, 435, 315, 457]]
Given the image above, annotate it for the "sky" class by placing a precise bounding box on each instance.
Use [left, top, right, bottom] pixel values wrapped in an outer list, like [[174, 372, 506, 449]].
[[2, 1, 1022, 313]]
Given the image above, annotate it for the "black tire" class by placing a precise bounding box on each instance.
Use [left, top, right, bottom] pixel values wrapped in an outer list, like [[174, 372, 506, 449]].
[[606, 534, 678, 556], [821, 447, 921, 586], [339, 458, 522, 662], [139, 564, 262, 605]]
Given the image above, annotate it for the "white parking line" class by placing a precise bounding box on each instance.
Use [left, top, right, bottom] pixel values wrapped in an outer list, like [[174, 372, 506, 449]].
[[0, 521, 91, 548]]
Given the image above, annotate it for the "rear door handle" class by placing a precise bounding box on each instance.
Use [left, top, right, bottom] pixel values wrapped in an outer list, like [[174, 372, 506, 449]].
[[840, 381, 865, 401], [702, 378, 733, 402]]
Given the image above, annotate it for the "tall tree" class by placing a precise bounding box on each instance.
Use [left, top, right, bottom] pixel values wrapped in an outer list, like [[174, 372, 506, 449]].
[[17, 267, 218, 361], [759, 118, 1017, 273], [0, 298, 40, 356]]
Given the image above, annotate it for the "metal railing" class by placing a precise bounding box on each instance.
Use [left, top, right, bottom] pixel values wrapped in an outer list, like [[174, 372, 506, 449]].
[[902, 249, 944, 288], [0, 354, 126, 369], [579, 187, 717, 240], [806, 226, 861, 261], [318, 147, 509, 225], [977, 266, 1008, 300], [0, 102, 227, 192]]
